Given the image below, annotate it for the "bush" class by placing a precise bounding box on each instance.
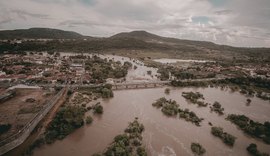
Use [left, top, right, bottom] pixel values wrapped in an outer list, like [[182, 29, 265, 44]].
[[182, 92, 207, 107], [211, 126, 236, 146], [101, 88, 114, 98], [45, 105, 85, 144], [211, 101, 224, 115], [86, 116, 93, 124], [247, 143, 269, 156], [152, 97, 202, 126], [137, 146, 147, 156], [165, 88, 170, 94], [191, 143, 206, 155], [227, 114, 270, 144], [223, 133, 236, 146], [211, 127, 223, 137], [93, 104, 103, 114], [93, 118, 147, 156]]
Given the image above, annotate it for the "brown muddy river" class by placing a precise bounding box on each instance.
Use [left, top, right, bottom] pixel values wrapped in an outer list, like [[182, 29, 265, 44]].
[[33, 87, 270, 156]]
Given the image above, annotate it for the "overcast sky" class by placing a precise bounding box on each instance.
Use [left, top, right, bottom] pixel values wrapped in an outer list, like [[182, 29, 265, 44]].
[[0, 0, 270, 47]]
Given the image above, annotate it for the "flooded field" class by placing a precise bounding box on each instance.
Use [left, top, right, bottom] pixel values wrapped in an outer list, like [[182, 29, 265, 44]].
[[32, 87, 270, 156]]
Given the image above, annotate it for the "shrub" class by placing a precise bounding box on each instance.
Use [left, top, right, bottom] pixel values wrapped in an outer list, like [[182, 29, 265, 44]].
[[191, 143, 206, 155], [93, 104, 103, 114], [86, 116, 93, 124], [94, 118, 147, 156], [45, 105, 85, 144], [211, 101, 224, 115], [247, 143, 269, 156], [211, 126, 236, 146], [227, 114, 270, 144], [101, 88, 114, 98], [165, 88, 170, 94]]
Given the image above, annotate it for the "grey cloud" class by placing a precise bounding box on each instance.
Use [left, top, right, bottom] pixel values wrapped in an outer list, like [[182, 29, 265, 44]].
[[12, 10, 50, 20], [214, 9, 232, 15], [59, 19, 184, 31], [0, 19, 12, 25], [0, 0, 270, 47]]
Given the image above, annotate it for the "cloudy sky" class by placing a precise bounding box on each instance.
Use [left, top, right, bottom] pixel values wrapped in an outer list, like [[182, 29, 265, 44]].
[[0, 0, 270, 47]]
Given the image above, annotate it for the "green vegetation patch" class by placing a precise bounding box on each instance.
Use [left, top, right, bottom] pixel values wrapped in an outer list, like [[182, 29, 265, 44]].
[[45, 105, 86, 144], [93, 103, 103, 114], [84, 55, 129, 83], [172, 77, 270, 102], [210, 101, 224, 115], [86, 115, 93, 124], [93, 118, 147, 156], [190, 143, 206, 155], [152, 97, 203, 126], [164, 88, 170, 94], [152, 97, 179, 116], [182, 91, 208, 107], [247, 143, 269, 156], [179, 108, 203, 126], [211, 126, 236, 146], [226, 114, 270, 144], [84, 85, 114, 99]]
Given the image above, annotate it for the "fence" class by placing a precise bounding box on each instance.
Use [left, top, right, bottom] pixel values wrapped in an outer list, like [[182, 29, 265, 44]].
[[0, 88, 65, 155]]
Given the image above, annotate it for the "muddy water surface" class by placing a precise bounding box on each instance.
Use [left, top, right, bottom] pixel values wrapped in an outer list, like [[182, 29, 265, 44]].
[[33, 87, 270, 156]]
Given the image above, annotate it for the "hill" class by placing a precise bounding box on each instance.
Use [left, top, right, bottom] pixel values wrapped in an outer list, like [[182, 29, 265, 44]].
[[0, 28, 269, 62], [0, 28, 84, 39]]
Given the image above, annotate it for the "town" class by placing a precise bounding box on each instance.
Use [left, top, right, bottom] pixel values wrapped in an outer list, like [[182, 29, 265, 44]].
[[0, 50, 269, 87], [0, 26, 270, 156]]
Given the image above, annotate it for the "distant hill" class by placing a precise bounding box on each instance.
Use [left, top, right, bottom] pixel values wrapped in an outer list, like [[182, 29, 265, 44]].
[[110, 30, 163, 41], [109, 30, 269, 53], [0, 28, 85, 39], [111, 30, 222, 48], [0, 28, 269, 61]]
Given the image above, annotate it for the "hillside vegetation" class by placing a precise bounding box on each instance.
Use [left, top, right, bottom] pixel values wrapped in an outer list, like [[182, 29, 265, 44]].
[[0, 28, 269, 62]]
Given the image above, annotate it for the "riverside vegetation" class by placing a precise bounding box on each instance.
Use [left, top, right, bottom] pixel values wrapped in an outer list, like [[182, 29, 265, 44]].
[[45, 105, 86, 144], [22, 88, 108, 155], [247, 143, 269, 156], [182, 91, 208, 107], [92, 118, 147, 156], [210, 101, 224, 115], [211, 126, 236, 146], [226, 114, 270, 144], [190, 143, 206, 156], [152, 97, 203, 126], [171, 77, 270, 102]]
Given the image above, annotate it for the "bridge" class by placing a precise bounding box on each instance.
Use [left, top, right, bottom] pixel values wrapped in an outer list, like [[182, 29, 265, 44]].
[[112, 81, 170, 90], [35, 81, 171, 90]]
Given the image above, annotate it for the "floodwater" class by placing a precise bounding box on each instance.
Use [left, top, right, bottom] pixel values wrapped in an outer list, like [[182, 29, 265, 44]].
[[153, 58, 214, 64], [59, 52, 159, 82], [33, 87, 270, 156]]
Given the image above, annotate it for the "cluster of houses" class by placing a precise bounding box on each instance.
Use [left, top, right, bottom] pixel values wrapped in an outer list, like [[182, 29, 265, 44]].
[[0, 53, 91, 85]]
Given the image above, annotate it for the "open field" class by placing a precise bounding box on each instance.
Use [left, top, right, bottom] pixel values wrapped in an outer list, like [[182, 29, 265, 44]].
[[0, 88, 53, 140]]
